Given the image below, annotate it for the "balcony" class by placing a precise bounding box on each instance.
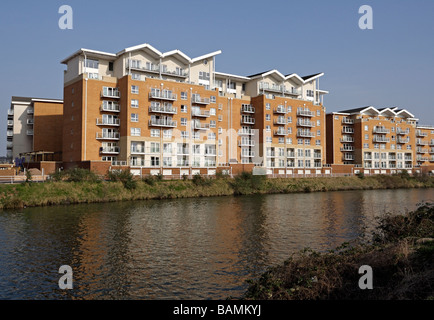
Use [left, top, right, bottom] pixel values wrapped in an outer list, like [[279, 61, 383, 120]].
[[238, 129, 254, 135], [429, 148, 434, 154], [297, 130, 315, 138], [26, 130, 34, 136], [7, 120, 13, 127], [397, 137, 410, 144], [27, 119, 34, 125], [101, 88, 120, 98], [342, 127, 354, 134], [343, 154, 354, 161], [130, 148, 145, 154], [96, 132, 120, 140], [373, 136, 390, 143], [259, 82, 283, 93], [274, 129, 287, 136], [149, 91, 177, 101], [101, 102, 120, 112], [416, 130, 428, 137], [287, 152, 295, 158], [161, 68, 188, 78], [238, 140, 255, 147], [149, 118, 177, 127], [7, 131, 13, 137], [284, 88, 301, 96], [150, 105, 177, 114], [342, 118, 354, 124], [204, 150, 217, 156], [417, 157, 429, 162], [430, 157, 434, 162], [100, 146, 120, 154], [405, 156, 412, 161], [314, 153, 322, 159], [396, 128, 409, 135], [266, 151, 275, 157], [274, 106, 286, 114], [96, 118, 120, 126], [8, 110, 14, 116], [27, 108, 34, 115], [373, 127, 390, 134], [340, 146, 354, 151], [417, 140, 428, 146], [297, 119, 315, 127], [241, 151, 255, 157], [242, 105, 255, 113], [241, 117, 255, 125], [191, 110, 210, 117], [126, 62, 159, 74], [274, 118, 286, 125], [340, 137, 354, 142], [193, 121, 210, 130], [297, 109, 314, 117], [416, 148, 428, 154], [192, 96, 210, 105]]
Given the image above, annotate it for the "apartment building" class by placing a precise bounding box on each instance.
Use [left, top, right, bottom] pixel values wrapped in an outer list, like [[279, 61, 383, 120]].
[[326, 106, 419, 173], [415, 125, 434, 168], [60, 43, 328, 175], [6, 96, 63, 163]]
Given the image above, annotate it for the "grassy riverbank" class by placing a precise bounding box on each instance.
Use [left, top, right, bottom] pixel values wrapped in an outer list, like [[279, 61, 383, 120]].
[[0, 169, 434, 210], [242, 203, 434, 300]]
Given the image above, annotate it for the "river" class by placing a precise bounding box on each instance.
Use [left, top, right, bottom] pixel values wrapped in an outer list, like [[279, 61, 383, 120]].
[[0, 188, 432, 299]]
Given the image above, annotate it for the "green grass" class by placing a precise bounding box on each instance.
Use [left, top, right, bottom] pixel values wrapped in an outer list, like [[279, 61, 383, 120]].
[[0, 173, 433, 210]]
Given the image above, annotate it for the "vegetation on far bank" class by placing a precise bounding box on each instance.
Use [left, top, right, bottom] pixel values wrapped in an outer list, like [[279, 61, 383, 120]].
[[242, 202, 434, 300], [0, 168, 434, 210]]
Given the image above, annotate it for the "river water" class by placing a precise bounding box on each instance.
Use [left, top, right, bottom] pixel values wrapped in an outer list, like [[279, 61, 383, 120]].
[[0, 188, 432, 300]]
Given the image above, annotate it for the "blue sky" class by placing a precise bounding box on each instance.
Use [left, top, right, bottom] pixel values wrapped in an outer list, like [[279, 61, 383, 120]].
[[1, 0, 434, 156]]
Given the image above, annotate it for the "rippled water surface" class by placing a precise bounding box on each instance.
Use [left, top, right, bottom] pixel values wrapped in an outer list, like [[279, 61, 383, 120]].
[[0, 188, 432, 299]]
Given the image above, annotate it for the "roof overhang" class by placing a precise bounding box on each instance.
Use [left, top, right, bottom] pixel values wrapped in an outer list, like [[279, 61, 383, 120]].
[[61, 48, 116, 64], [215, 71, 250, 82]]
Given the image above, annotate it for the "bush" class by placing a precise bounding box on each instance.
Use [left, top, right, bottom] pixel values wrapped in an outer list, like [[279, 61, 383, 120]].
[[192, 173, 213, 186], [356, 172, 365, 179], [49, 168, 100, 183], [107, 169, 137, 190], [400, 169, 410, 179], [143, 175, 156, 186], [25, 170, 32, 183]]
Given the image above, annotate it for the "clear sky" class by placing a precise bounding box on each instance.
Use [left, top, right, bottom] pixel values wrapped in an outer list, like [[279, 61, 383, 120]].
[[1, 0, 434, 156]]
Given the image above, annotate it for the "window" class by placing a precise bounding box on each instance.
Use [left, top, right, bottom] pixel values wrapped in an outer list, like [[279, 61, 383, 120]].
[[218, 127, 222, 134], [85, 59, 99, 69], [181, 118, 187, 126], [297, 139, 303, 145], [287, 138, 292, 145], [304, 139, 311, 145], [163, 143, 172, 154], [210, 96, 216, 103], [131, 85, 139, 94], [317, 120, 320, 126], [305, 149, 311, 157], [218, 115, 223, 121], [365, 134, 369, 140], [131, 73, 141, 80], [365, 125, 369, 131], [151, 129, 160, 137], [287, 106, 292, 113], [210, 108, 216, 116], [278, 137, 284, 144], [163, 157, 172, 167], [181, 105, 187, 113], [316, 110, 321, 116], [287, 116, 292, 123], [266, 103, 271, 110], [131, 99, 139, 108], [151, 157, 159, 167], [151, 142, 160, 153], [316, 140, 321, 146], [306, 90, 314, 97], [210, 120, 216, 128], [266, 137, 272, 143], [181, 92, 188, 100], [130, 128, 141, 136], [364, 143, 369, 148], [109, 62, 114, 71], [163, 130, 172, 138], [131, 113, 138, 122], [208, 132, 216, 140], [266, 125, 271, 132], [266, 114, 271, 121], [181, 131, 189, 139], [317, 130, 321, 136]]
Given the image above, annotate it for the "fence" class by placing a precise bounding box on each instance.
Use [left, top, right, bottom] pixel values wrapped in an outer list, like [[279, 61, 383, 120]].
[[0, 175, 48, 184]]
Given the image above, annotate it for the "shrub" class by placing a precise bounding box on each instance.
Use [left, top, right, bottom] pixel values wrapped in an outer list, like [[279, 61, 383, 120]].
[[107, 169, 137, 190], [49, 168, 100, 183], [143, 175, 156, 186], [356, 172, 365, 179], [400, 169, 410, 180], [25, 170, 32, 183], [192, 173, 213, 186]]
